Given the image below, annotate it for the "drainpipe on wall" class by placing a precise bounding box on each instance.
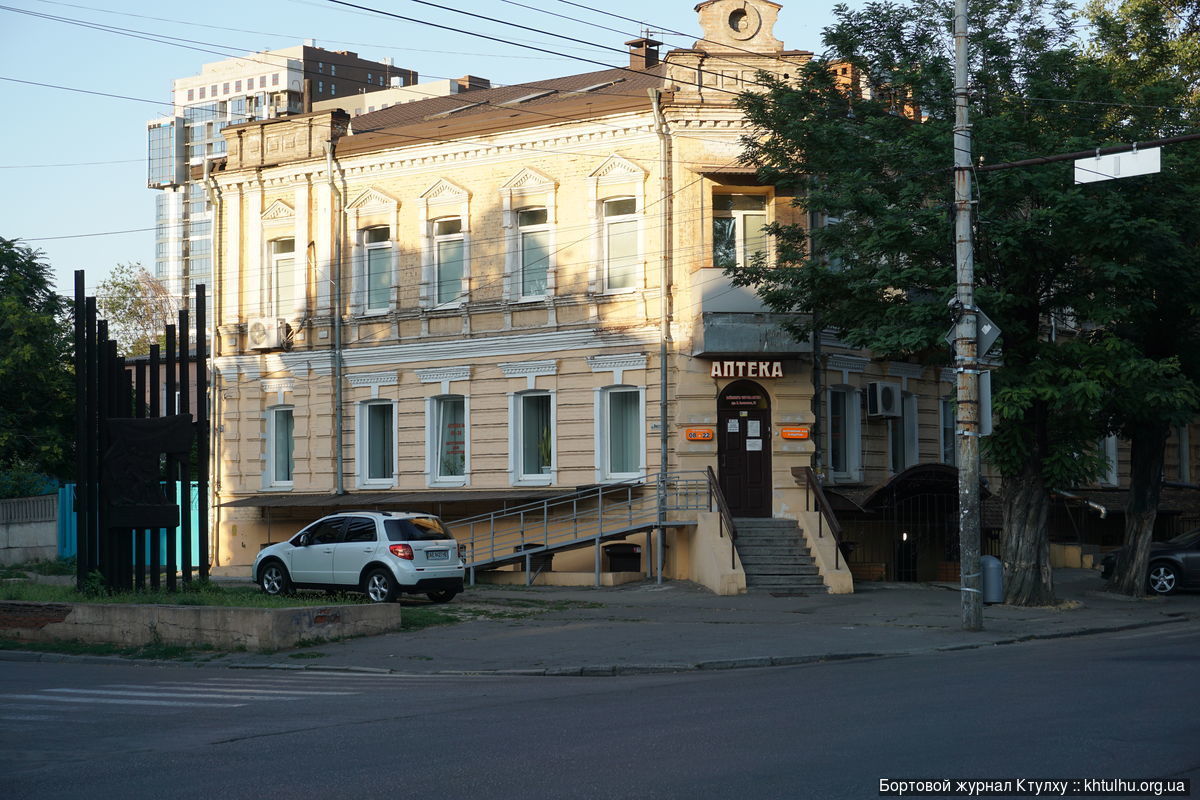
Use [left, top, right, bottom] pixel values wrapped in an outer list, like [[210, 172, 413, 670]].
[[808, 200, 823, 479], [326, 141, 346, 495], [205, 166, 223, 567], [650, 87, 672, 585]]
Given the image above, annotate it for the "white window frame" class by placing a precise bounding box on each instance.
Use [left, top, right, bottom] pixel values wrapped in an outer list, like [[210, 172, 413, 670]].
[[266, 405, 294, 489], [888, 393, 919, 474], [940, 397, 957, 466], [1178, 426, 1191, 484], [1100, 435, 1119, 488], [510, 390, 556, 485], [426, 394, 470, 487], [601, 197, 641, 293], [432, 217, 467, 307], [594, 385, 645, 482], [712, 193, 770, 269], [266, 237, 295, 318], [516, 206, 552, 300], [357, 399, 397, 489], [362, 226, 391, 315], [825, 385, 862, 483]]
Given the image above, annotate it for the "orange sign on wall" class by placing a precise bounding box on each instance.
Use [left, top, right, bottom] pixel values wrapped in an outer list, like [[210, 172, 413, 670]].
[[780, 427, 811, 440], [684, 428, 715, 441]]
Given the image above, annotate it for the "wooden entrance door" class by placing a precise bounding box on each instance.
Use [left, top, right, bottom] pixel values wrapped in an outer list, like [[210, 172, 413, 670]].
[[717, 380, 772, 517]]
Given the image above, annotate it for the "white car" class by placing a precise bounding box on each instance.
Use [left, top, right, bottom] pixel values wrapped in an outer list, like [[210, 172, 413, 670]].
[[253, 511, 466, 603]]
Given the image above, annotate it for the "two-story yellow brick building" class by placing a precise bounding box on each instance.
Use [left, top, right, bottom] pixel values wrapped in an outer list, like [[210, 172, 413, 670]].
[[206, 0, 985, 593]]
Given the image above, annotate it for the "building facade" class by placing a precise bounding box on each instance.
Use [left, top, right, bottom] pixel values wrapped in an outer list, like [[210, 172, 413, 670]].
[[148, 44, 421, 309]]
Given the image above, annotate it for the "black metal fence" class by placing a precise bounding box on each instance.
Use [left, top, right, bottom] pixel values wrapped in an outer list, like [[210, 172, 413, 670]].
[[72, 271, 209, 591]]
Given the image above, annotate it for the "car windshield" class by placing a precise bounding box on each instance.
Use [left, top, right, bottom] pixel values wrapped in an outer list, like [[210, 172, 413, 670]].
[[1166, 528, 1200, 547], [384, 517, 452, 542]]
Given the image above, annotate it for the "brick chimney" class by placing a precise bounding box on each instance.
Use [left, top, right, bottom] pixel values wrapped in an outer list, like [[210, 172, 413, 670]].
[[625, 37, 662, 70]]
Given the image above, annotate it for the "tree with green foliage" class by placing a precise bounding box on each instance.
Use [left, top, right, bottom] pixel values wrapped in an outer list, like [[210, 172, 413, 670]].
[[728, 0, 1200, 605], [96, 261, 178, 357], [1081, 0, 1200, 597], [0, 237, 73, 496]]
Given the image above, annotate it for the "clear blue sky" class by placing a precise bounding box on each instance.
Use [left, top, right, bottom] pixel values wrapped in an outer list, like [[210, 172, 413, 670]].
[[0, 0, 860, 295]]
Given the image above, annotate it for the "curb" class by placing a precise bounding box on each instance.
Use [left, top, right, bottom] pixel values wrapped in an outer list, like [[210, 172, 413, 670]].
[[0, 615, 1189, 675]]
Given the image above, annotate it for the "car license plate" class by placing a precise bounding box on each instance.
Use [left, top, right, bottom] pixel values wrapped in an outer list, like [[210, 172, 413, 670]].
[[426, 549, 449, 561]]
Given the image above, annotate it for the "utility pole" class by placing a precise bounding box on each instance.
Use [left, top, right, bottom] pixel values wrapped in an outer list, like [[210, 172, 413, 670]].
[[953, 0, 983, 631]]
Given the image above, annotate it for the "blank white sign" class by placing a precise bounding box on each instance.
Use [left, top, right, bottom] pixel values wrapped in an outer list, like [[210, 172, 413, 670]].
[[1075, 147, 1160, 184]]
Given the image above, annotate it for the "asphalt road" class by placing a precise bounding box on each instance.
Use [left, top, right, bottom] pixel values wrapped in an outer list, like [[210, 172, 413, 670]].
[[3, 624, 1198, 800]]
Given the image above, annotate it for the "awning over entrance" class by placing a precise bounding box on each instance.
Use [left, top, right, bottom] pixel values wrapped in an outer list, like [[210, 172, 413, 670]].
[[221, 488, 571, 509]]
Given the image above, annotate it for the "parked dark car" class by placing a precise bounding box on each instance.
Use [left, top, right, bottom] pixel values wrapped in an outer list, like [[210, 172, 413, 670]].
[[1100, 528, 1200, 595]]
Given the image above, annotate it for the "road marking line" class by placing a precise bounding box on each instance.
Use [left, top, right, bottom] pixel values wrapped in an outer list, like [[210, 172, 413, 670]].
[[45, 688, 314, 701], [0, 714, 56, 721], [103, 684, 359, 696], [0, 694, 244, 708]]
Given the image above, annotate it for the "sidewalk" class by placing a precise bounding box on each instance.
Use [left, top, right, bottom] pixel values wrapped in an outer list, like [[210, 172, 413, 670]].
[[208, 568, 1199, 676]]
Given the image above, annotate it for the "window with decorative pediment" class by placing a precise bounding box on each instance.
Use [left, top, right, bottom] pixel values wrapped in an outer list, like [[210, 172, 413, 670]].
[[517, 207, 550, 298], [362, 226, 391, 313], [433, 217, 465, 305], [602, 197, 640, 291]]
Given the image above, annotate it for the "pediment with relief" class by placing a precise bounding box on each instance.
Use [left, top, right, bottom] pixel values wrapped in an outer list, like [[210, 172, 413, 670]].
[[590, 155, 646, 182], [346, 187, 398, 211], [501, 167, 556, 192], [261, 199, 295, 221], [420, 178, 469, 203]]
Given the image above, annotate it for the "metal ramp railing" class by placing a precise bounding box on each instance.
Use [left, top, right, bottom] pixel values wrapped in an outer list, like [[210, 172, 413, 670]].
[[450, 471, 726, 586]]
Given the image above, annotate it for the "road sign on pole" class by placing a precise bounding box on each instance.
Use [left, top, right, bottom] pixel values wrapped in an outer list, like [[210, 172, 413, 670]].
[[1074, 147, 1161, 184]]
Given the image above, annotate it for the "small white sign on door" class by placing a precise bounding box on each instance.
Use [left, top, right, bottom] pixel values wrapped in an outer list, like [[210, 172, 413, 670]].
[[746, 438, 763, 451], [747, 420, 761, 438], [727, 419, 740, 433]]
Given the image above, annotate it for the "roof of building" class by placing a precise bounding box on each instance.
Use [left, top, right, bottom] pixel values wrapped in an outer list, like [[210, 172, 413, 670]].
[[335, 64, 668, 157]]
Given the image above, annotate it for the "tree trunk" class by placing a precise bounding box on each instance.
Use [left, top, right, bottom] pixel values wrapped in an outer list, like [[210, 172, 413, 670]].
[[1107, 424, 1169, 597], [1001, 462, 1055, 606]]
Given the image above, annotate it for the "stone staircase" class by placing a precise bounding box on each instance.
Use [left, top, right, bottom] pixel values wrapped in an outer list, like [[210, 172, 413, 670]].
[[733, 518, 827, 594]]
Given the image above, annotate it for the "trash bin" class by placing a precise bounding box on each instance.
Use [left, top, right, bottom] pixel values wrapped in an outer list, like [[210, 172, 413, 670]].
[[981, 555, 1004, 604], [603, 542, 642, 572], [513, 543, 554, 572]]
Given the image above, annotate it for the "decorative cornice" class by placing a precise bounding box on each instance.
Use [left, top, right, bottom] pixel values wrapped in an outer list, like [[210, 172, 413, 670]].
[[887, 362, 925, 380], [347, 371, 398, 388], [420, 178, 469, 204], [589, 154, 645, 182], [826, 354, 869, 373], [501, 167, 555, 192], [261, 199, 294, 221], [346, 187, 398, 211], [587, 353, 647, 372], [500, 359, 558, 379], [261, 378, 295, 393], [415, 365, 471, 384], [218, 327, 659, 377]]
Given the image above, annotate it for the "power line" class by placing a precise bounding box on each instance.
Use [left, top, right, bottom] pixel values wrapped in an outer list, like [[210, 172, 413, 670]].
[[0, 158, 142, 169]]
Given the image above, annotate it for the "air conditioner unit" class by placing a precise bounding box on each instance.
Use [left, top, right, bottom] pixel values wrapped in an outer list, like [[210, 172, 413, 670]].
[[866, 381, 902, 417], [247, 317, 284, 350]]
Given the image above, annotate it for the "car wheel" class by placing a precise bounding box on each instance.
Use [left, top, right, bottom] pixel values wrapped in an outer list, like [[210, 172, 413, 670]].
[[426, 590, 457, 604], [259, 561, 292, 596], [363, 568, 398, 603], [1148, 562, 1180, 595]]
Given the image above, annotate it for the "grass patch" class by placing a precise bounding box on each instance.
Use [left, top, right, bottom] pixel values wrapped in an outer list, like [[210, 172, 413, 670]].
[[0, 637, 217, 661], [0, 580, 367, 608], [401, 606, 466, 631], [0, 557, 77, 578]]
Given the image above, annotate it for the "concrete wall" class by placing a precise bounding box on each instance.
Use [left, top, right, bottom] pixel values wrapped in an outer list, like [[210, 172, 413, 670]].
[[0, 600, 403, 652], [0, 495, 57, 566]]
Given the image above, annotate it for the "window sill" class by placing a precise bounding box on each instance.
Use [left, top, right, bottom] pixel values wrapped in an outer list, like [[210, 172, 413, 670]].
[[513, 475, 553, 487], [429, 477, 468, 488], [262, 485, 294, 492], [357, 480, 396, 490], [358, 309, 390, 318]]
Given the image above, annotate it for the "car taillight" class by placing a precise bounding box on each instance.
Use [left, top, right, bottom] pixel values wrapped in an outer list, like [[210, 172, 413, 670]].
[[389, 543, 414, 560]]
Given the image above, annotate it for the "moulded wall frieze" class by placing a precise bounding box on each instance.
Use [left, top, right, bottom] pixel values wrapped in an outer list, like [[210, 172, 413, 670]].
[[346, 371, 398, 388]]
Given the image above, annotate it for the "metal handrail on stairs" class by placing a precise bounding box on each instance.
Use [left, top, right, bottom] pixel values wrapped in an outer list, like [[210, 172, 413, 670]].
[[705, 466, 739, 569], [796, 466, 846, 570], [448, 471, 726, 583]]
